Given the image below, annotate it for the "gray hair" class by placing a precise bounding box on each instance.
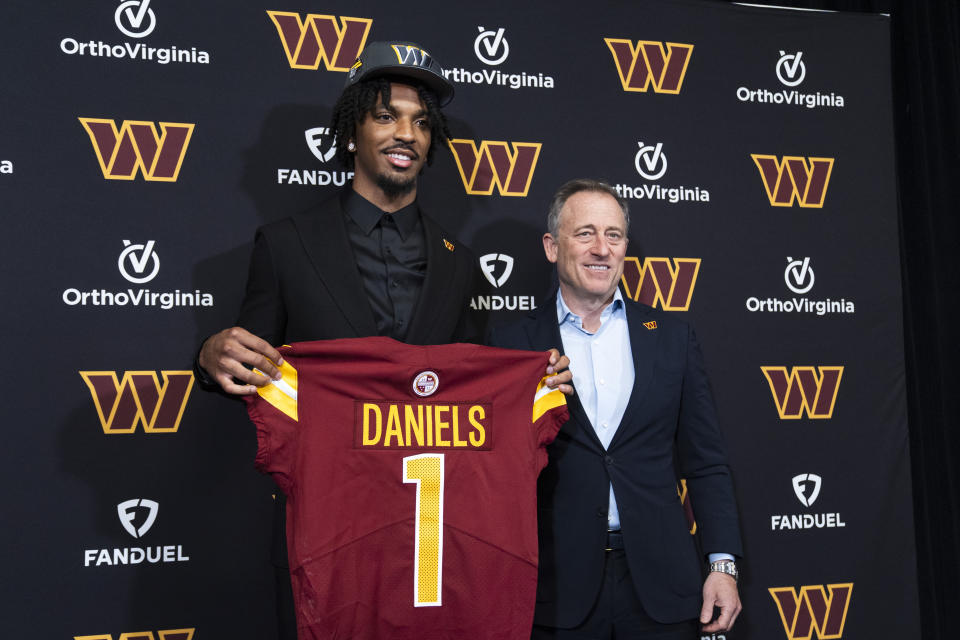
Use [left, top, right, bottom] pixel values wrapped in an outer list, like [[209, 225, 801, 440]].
[[546, 179, 630, 237]]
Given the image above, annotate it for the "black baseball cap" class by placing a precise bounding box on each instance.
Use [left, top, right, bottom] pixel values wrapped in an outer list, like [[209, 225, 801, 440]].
[[345, 41, 455, 106]]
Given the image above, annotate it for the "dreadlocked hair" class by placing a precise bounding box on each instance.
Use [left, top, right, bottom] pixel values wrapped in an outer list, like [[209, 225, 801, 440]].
[[330, 77, 452, 171]]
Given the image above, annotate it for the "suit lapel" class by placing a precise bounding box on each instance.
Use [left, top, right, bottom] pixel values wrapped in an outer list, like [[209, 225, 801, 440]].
[[607, 300, 657, 450], [528, 294, 604, 450], [406, 214, 458, 344], [291, 197, 377, 336]]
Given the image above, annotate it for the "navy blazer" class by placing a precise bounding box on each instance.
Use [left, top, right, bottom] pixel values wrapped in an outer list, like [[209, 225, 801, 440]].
[[487, 293, 742, 627]]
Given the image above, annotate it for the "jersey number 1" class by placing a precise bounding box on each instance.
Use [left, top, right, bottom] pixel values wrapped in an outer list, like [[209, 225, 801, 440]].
[[402, 453, 444, 607]]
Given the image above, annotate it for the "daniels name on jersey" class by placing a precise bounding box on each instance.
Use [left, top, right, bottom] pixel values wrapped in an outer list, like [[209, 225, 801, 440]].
[[245, 337, 568, 640]]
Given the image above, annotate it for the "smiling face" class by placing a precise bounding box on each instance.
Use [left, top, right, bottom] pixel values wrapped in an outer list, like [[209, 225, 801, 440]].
[[544, 190, 629, 311], [350, 82, 431, 208]]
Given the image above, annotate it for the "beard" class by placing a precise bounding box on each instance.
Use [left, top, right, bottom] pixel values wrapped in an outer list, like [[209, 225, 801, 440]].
[[375, 170, 417, 198]]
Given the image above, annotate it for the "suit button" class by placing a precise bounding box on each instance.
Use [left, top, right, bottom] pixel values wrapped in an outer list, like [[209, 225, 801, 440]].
[[605, 456, 614, 465]]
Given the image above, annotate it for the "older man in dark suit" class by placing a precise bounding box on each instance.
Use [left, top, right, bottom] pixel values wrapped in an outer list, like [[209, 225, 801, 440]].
[[488, 179, 743, 639]]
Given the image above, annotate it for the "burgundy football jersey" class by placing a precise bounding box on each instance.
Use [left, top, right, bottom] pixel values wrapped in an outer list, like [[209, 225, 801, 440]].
[[245, 337, 568, 640]]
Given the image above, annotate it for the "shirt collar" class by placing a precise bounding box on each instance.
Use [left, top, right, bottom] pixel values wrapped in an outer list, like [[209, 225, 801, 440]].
[[556, 287, 625, 329], [342, 188, 420, 239]]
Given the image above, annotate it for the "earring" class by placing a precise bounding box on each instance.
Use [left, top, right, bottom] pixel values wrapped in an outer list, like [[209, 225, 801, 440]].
[[347, 141, 356, 152]]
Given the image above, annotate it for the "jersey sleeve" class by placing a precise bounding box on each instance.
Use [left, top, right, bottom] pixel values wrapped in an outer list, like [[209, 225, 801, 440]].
[[532, 374, 569, 447], [244, 358, 300, 493]]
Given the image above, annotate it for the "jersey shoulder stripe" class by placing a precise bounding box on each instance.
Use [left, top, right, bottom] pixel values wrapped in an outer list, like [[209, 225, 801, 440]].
[[257, 360, 299, 421], [533, 375, 566, 423]]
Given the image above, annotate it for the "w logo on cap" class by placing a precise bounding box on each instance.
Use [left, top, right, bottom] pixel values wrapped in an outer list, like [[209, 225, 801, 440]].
[[392, 44, 432, 67]]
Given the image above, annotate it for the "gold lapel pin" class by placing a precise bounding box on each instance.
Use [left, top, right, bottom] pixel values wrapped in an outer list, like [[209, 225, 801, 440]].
[[443, 238, 455, 252], [643, 320, 658, 330]]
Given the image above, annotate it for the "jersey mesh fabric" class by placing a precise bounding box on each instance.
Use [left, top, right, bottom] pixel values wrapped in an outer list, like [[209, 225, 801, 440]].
[[245, 337, 568, 640]]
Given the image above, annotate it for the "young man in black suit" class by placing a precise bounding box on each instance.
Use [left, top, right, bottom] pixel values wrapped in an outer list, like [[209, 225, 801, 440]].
[[488, 179, 742, 639], [196, 41, 571, 639]]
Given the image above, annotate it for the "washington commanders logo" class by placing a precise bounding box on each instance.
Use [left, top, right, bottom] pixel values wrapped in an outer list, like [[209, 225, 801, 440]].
[[604, 39, 693, 93], [80, 370, 194, 433], [79, 118, 194, 181], [267, 11, 371, 71], [761, 366, 843, 419], [620, 257, 700, 311], [76, 630, 194, 640], [751, 154, 834, 208], [678, 479, 696, 535], [770, 584, 853, 639], [448, 139, 541, 196]]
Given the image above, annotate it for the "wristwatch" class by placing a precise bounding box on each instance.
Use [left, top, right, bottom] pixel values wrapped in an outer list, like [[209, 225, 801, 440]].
[[709, 559, 739, 583]]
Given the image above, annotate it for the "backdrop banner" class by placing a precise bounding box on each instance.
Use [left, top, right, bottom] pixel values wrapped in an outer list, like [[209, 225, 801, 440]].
[[1, 0, 918, 638]]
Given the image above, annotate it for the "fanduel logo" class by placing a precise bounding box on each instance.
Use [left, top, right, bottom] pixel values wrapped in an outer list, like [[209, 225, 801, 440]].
[[449, 139, 541, 196], [115, 0, 156, 38], [620, 257, 700, 311], [604, 39, 693, 93], [614, 141, 710, 204], [79, 370, 194, 433], [479, 253, 514, 288], [745, 257, 855, 316], [475, 26, 509, 65], [63, 240, 214, 310], [276, 127, 353, 186], [769, 584, 853, 639], [117, 498, 159, 538], [471, 253, 536, 312], [771, 474, 846, 531], [60, 1, 210, 66], [75, 630, 195, 640], [84, 498, 190, 567], [267, 11, 371, 71], [444, 26, 555, 91], [737, 50, 844, 110], [761, 366, 843, 419], [79, 118, 194, 181], [752, 155, 834, 208]]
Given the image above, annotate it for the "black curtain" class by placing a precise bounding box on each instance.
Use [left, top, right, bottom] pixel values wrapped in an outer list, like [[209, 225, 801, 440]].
[[722, 1, 960, 638]]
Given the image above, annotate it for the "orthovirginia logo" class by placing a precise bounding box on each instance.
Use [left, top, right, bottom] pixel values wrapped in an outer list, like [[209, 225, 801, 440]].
[[84, 498, 190, 567], [620, 257, 700, 311], [604, 39, 693, 94], [771, 474, 846, 531], [267, 11, 371, 71], [79, 119, 194, 182], [60, 0, 210, 65], [761, 366, 843, 419], [443, 26, 555, 91], [613, 141, 710, 204], [769, 584, 853, 640], [746, 257, 855, 316], [277, 126, 353, 186], [752, 154, 834, 208], [737, 50, 845, 109], [471, 253, 536, 312], [449, 139, 541, 196], [76, 631, 195, 640], [79, 369, 194, 433], [62, 240, 215, 310]]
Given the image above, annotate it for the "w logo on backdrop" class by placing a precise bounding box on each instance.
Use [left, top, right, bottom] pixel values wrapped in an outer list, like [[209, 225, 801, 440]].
[[267, 11, 372, 71], [761, 366, 843, 419], [752, 154, 834, 208], [76, 631, 194, 640], [604, 39, 693, 93], [79, 370, 194, 433], [769, 584, 853, 640], [448, 139, 541, 196], [620, 257, 700, 311], [79, 119, 194, 181]]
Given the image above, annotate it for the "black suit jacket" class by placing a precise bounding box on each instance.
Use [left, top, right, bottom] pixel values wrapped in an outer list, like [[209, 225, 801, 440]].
[[235, 190, 485, 347], [487, 293, 742, 627]]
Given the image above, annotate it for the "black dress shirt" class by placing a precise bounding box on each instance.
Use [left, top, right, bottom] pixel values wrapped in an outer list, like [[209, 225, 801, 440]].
[[342, 189, 426, 341]]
